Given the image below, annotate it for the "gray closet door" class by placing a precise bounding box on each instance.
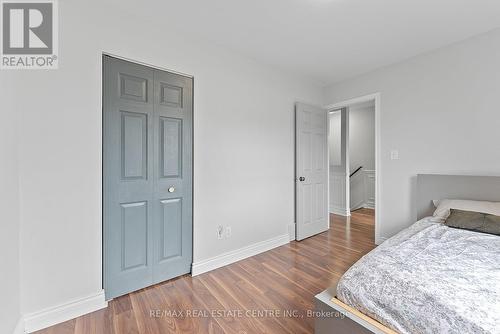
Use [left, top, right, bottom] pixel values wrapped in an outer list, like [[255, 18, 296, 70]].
[[151, 68, 193, 284], [104, 56, 192, 299]]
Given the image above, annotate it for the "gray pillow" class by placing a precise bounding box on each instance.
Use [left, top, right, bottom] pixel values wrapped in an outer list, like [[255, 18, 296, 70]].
[[445, 209, 500, 236]]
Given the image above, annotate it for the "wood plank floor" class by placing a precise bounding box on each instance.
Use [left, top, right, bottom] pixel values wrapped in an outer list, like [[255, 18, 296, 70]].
[[36, 210, 375, 334]]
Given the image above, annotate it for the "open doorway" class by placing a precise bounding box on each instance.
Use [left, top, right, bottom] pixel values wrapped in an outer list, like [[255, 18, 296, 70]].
[[327, 95, 379, 244], [294, 94, 380, 244]]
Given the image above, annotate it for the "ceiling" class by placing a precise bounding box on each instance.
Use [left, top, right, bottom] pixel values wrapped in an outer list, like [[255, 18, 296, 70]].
[[109, 0, 500, 85]]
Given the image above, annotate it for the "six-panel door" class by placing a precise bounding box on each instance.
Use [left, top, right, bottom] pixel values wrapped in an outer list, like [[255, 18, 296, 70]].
[[104, 56, 192, 299], [295, 103, 329, 241]]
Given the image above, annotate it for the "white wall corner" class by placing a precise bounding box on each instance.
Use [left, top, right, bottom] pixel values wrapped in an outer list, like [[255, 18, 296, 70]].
[[350, 200, 365, 211], [23, 290, 107, 333], [191, 234, 290, 276], [329, 207, 351, 217], [12, 317, 24, 334], [288, 223, 296, 241], [375, 236, 387, 245]]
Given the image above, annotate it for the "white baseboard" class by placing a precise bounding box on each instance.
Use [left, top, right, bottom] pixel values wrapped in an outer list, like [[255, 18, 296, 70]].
[[350, 203, 364, 211], [23, 290, 107, 333], [349, 197, 365, 211], [351, 204, 376, 211], [12, 318, 24, 334], [288, 223, 296, 241], [375, 236, 387, 245], [192, 234, 290, 276], [329, 207, 350, 216]]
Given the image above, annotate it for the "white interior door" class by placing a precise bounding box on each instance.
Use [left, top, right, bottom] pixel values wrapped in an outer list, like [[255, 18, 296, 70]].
[[295, 103, 329, 240]]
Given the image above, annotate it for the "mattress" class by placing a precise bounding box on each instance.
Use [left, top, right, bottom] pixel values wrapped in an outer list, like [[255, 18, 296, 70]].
[[336, 217, 500, 334]]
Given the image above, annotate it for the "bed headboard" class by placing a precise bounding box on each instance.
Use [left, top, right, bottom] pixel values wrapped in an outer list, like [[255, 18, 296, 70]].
[[417, 174, 500, 220]]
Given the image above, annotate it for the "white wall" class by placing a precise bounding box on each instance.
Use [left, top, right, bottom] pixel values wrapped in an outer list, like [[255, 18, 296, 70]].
[[349, 103, 375, 172], [328, 112, 342, 166], [324, 28, 500, 241], [10, 0, 323, 318], [349, 102, 375, 209], [0, 74, 21, 333]]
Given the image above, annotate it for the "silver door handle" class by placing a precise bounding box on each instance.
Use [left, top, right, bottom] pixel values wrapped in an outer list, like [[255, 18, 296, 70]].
[[168, 186, 175, 193]]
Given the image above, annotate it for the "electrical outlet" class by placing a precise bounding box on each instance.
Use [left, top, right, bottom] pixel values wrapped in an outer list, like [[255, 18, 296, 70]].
[[225, 226, 232, 238], [217, 225, 224, 240]]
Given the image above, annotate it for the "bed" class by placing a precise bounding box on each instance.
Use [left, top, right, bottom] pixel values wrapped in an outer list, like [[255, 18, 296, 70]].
[[314, 174, 500, 334]]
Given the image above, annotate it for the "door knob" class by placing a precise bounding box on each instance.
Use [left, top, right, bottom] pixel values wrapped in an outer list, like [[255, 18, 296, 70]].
[[168, 186, 175, 193], [299, 177, 305, 182]]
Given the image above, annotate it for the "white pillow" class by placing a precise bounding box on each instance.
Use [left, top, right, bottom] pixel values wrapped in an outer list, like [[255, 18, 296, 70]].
[[433, 199, 500, 221]]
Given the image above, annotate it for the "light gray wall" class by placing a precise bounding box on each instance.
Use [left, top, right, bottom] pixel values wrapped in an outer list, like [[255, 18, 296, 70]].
[[328, 112, 342, 166], [11, 0, 323, 316], [349, 103, 375, 209], [0, 74, 21, 333], [349, 103, 375, 172], [324, 28, 500, 241]]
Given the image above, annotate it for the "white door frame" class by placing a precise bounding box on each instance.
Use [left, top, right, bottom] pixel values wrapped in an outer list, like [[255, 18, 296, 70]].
[[324, 93, 382, 245]]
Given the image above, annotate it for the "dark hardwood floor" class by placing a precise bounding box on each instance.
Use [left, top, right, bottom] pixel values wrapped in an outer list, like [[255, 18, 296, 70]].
[[36, 210, 375, 334]]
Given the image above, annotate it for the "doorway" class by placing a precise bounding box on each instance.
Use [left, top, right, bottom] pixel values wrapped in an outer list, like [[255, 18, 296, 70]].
[[103, 55, 193, 299], [329, 101, 375, 213], [294, 94, 380, 244], [326, 94, 380, 244]]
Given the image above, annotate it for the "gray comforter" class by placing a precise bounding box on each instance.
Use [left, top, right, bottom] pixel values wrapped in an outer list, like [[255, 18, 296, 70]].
[[337, 217, 500, 334]]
